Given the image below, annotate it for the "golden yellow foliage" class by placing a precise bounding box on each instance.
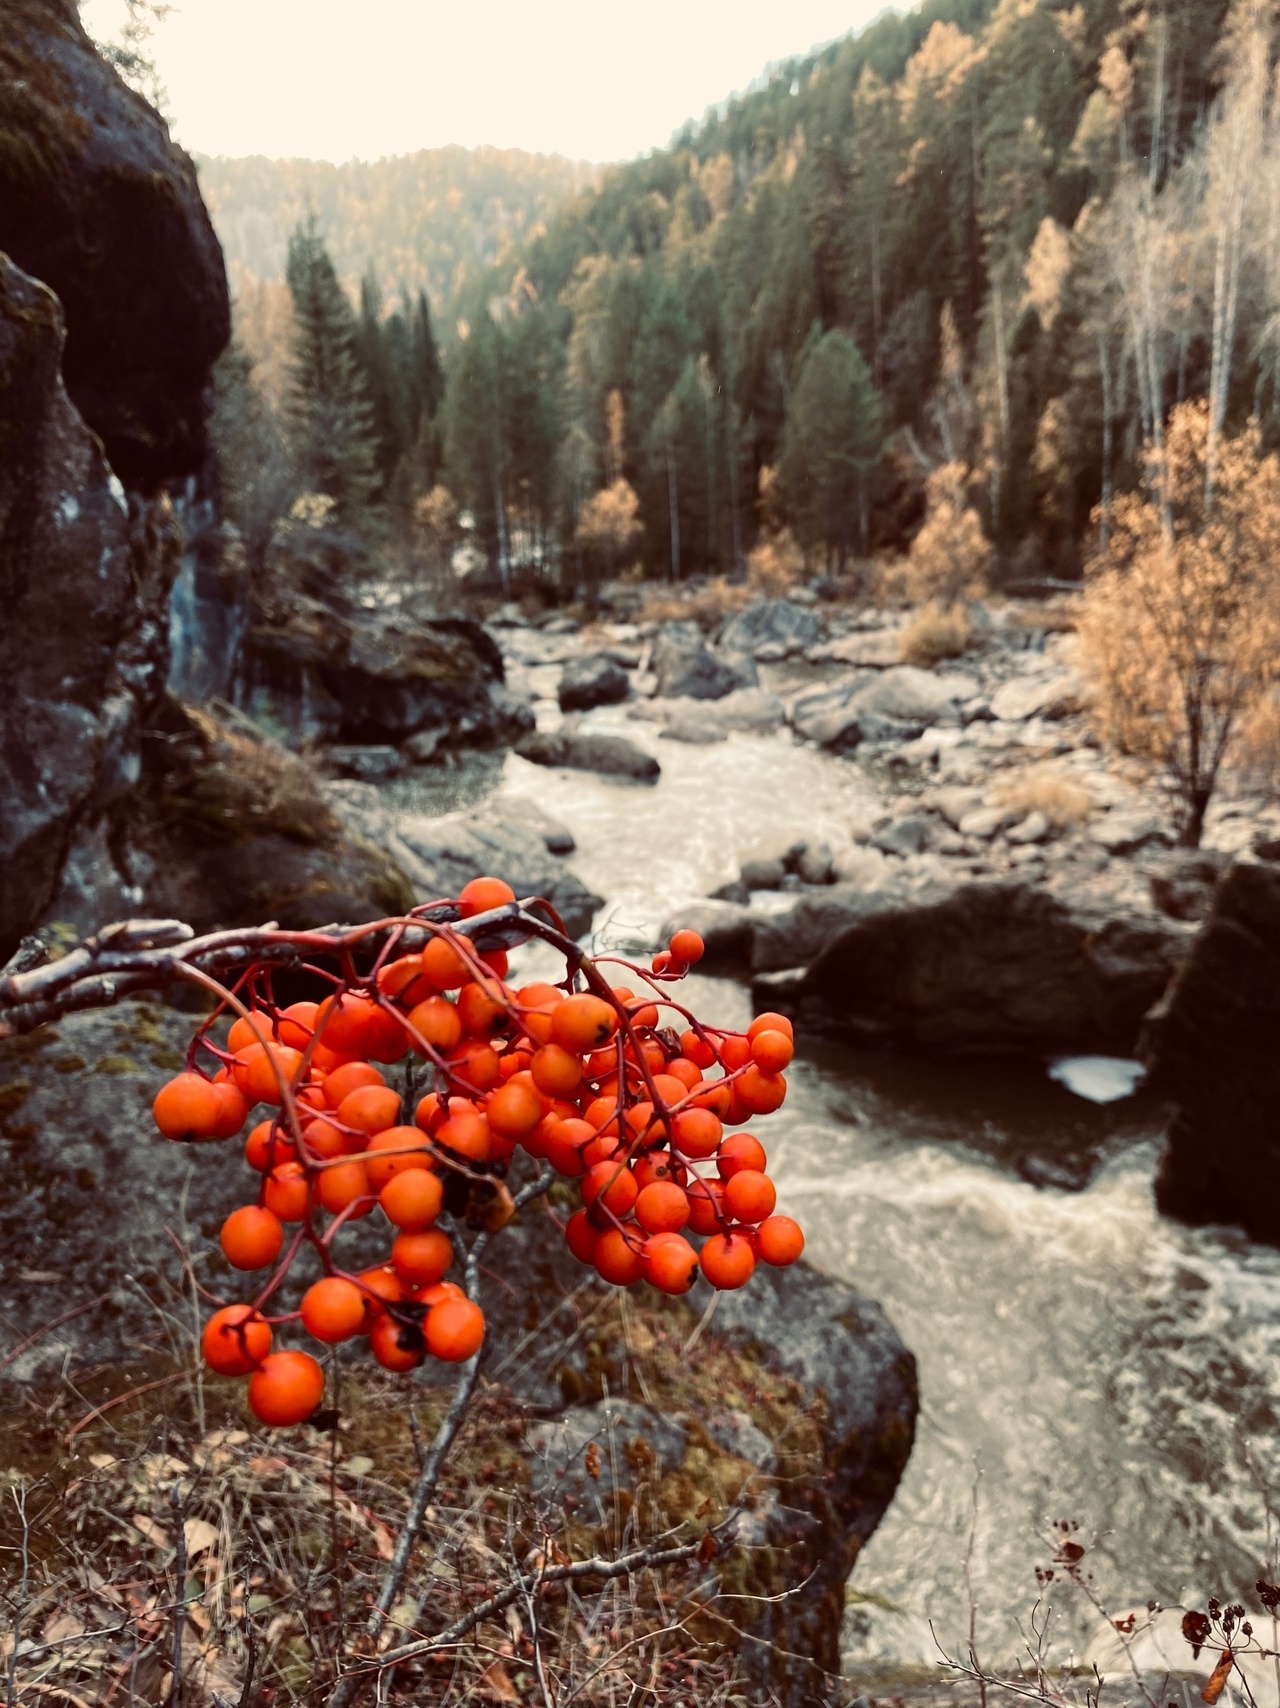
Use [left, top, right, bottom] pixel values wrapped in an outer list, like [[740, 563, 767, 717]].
[[576, 477, 643, 564], [899, 600, 973, 665], [905, 462, 993, 606], [1079, 400, 1280, 843], [747, 528, 807, 597]]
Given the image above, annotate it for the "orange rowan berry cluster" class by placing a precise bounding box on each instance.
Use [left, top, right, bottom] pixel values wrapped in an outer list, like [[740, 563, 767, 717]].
[[151, 879, 804, 1428]]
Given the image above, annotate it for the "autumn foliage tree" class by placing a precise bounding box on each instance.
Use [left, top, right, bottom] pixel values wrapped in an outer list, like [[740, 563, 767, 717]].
[[1079, 400, 1280, 845]]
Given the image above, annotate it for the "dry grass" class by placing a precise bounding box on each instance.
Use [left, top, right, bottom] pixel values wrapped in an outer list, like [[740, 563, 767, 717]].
[[160, 702, 340, 848], [0, 1281, 822, 1708], [992, 766, 1095, 828], [639, 578, 754, 632], [898, 602, 973, 666]]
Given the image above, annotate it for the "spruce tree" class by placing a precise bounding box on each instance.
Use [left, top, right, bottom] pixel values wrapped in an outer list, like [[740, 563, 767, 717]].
[[775, 327, 883, 570], [354, 270, 412, 489], [284, 220, 380, 520]]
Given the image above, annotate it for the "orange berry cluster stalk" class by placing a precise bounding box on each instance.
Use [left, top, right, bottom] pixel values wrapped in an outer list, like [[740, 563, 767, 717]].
[[151, 879, 805, 1427]]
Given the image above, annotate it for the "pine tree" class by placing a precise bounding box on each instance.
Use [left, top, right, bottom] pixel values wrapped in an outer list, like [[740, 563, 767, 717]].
[[284, 220, 380, 520], [354, 270, 412, 490], [774, 328, 883, 569]]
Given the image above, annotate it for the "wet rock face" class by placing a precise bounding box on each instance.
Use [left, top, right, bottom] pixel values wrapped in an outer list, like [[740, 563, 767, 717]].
[[0, 0, 230, 486], [239, 525, 532, 752], [785, 880, 1190, 1054], [0, 257, 182, 962], [1145, 861, 1280, 1244]]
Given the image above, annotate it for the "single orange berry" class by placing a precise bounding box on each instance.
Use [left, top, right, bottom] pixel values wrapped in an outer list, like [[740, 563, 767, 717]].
[[336, 1084, 402, 1136], [717, 1133, 767, 1178], [582, 1160, 639, 1220], [323, 1060, 385, 1109], [750, 1029, 794, 1072], [486, 1078, 544, 1139], [434, 1106, 492, 1163], [642, 1231, 699, 1294], [365, 1003, 408, 1064], [550, 994, 619, 1054], [379, 1168, 444, 1230], [301, 1276, 367, 1342], [722, 1168, 777, 1224], [565, 1208, 599, 1264], [737, 1065, 787, 1114], [672, 1107, 723, 1160], [459, 875, 517, 915], [669, 929, 704, 965], [756, 1214, 805, 1266], [364, 1126, 433, 1190], [227, 1013, 270, 1055], [315, 1158, 373, 1216], [595, 1228, 644, 1286], [153, 1072, 221, 1141], [531, 1043, 583, 1098], [425, 1296, 485, 1362], [376, 954, 423, 997], [234, 1043, 305, 1107], [680, 1029, 717, 1069], [248, 1350, 325, 1426], [263, 1161, 310, 1221], [391, 1228, 454, 1287], [406, 995, 463, 1054], [276, 1000, 319, 1050], [244, 1119, 297, 1173], [315, 993, 377, 1057], [209, 1078, 249, 1138], [700, 1231, 756, 1290], [201, 1305, 271, 1375], [748, 1011, 794, 1043], [421, 935, 470, 991], [370, 1314, 426, 1371], [220, 1204, 285, 1270], [635, 1180, 691, 1235], [686, 1176, 727, 1236]]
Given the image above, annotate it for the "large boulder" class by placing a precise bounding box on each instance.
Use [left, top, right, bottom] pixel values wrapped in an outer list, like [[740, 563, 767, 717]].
[[236, 520, 533, 750], [483, 1202, 919, 1704], [652, 621, 758, 700], [0, 0, 230, 486], [1144, 861, 1280, 1243], [557, 651, 630, 711], [516, 728, 659, 781], [718, 598, 822, 658], [780, 880, 1191, 1053], [788, 666, 978, 749], [0, 257, 182, 962], [325, 783, 602, 939], [48, 699, 416, 939]]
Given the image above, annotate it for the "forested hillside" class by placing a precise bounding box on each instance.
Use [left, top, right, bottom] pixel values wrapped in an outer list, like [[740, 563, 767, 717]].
[[220, 0, 1280, 594], [197, 147, 596, 306]]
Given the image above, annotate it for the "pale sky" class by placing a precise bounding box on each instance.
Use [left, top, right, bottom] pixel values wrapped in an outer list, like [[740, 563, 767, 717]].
[[81, 0, 903, 163]]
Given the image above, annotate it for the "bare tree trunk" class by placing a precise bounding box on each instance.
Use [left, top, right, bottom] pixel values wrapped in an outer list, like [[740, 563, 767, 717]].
[[1149, 12, 1167, 192], [871, 222, 884, 390], [1097, 329, 1114, 551], [726, 396, 744, 574], [990, 278, 1010, 537], [666, 436, 681, 582]]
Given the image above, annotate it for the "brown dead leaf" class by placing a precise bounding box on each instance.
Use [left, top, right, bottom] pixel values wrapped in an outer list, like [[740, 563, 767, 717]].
[[479, 1661, 519, 1702], [131, 1515, 169, 1550], [1202, 1650, 1234, 1705], [182, 1518, 219, 1559]]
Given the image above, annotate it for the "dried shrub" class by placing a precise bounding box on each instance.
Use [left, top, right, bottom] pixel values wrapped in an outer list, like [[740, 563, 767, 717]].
[[161, 702, 340, 848], [899, 600, 973, 665], [747, 527, 807, 597], [1079, 401, 1280, 844], [992, 766, 1095, 828], [904, 461, 993, 606], [640, 578, 753, 632]]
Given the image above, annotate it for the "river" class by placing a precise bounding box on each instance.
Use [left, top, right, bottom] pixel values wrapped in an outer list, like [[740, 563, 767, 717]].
[[388, 707, 1280, 1679]]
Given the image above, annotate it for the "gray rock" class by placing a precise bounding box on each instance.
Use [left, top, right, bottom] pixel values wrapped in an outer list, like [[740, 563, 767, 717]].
[[1145, 862, 1280, 1245], [652, 623, 758, 700], [959, 806, 1015, 840], [526, 1399, 687, 1514], [989, 671, 1082, 722], [872, 814, 933, 857], [796, 842, 837, 885], [325, 744, 405, 782], [658, 716, 727, 744], [926, 786, 985, 829], [741, 857, 786, 890], [749, 885, 902, 974], [853, 666, 980, 728], [494, 796, 577, 856], [385, 802, 602, 936], [710, 880, 750, 905], [788, 667, 977, 749], [1006, 810, 1051, 845], [708, 687, 787, 732], [1090, 810, 1170, 855], [786, 673, 874, 748], [557, 652, 630, 712], [702, 1407, 776, 1473], [516, 729, 659, 781], [0, 0, 230, 484], [718, 598, 822, 659], [402, 727, 442, 763], [0, 257, 178, 961], [833, 845, 894, 887], [787, 880, 1190, 1053]]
